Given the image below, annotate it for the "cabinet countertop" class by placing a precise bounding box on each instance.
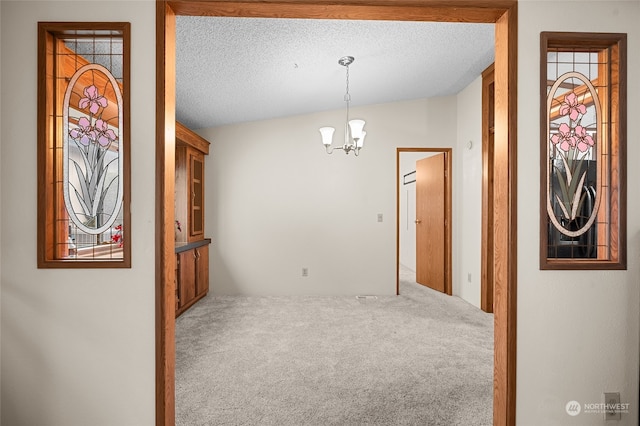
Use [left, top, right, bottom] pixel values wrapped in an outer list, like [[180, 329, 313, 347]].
[[175, 238, 212, 254]]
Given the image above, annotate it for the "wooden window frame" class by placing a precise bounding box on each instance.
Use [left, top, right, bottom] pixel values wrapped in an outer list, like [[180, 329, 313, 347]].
[[540, 32, 627, 270], [37, 22, 131, 268]]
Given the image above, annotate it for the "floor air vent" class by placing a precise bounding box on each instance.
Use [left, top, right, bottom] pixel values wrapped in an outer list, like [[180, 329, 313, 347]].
[[355, 295, 378, 302]]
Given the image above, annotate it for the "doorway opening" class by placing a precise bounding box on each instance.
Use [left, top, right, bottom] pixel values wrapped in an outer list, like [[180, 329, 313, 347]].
[[396, 148, 452, 297], [156, 2, 517, 425]]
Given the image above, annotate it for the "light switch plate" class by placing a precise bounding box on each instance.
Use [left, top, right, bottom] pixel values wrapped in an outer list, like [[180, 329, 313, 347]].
[[604, 392, 621, 421]]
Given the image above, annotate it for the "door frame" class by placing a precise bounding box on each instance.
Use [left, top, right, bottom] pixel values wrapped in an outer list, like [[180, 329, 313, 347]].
[[156, 1, 518, 425], [481, 63, 495, 313], [396, 148, 452, 297]]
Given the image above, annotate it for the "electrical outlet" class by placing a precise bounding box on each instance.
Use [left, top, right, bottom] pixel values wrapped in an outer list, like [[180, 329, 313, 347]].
[[377, 213, 383, 222], [604, 392, 621, 421], [302, 267, 309, 277], [467, 273, 472, 282]]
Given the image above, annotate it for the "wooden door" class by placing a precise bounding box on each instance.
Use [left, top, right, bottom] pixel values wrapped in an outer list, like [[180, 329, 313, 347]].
[[415, 153, 446, 293]]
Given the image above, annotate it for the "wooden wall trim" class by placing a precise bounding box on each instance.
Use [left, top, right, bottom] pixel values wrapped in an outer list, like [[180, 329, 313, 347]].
[[493, 4, 517, 426], [157, 2, 518, 426], [37, 26, 52, 267], [444, 150, 453, 296], [481, 63, 495, 314], [168, 0, 510, 22], [176, 121, 210, 154], [156, 2, 177, 425]]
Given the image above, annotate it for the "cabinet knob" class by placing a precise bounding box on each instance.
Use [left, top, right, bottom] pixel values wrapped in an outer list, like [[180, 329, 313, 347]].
[[415, 219, 422, 224]]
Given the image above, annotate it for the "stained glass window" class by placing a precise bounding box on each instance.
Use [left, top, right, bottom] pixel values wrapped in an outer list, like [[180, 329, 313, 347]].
[[540, 32, 626, 270], [38, 23, 130, 268]]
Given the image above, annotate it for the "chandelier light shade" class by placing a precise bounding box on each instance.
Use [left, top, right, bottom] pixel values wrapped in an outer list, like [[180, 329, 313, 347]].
[[319, 126, 335, 147], [319, 56, 367, 156]]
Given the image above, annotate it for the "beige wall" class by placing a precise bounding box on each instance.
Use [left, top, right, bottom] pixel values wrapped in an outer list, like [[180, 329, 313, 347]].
[[202, 74, 483, 304], [199, 96, 459, 296], [396, 75, 483, 307], [517, 1, 639, 425], [456, 75, 483, 308], [0, 2, 156, 425]]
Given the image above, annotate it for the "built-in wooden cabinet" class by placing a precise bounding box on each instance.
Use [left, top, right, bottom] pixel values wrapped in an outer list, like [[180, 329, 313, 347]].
[[175, 121, 209, 244], [175, 121, 211, 317], [176, 240, 210, 317]]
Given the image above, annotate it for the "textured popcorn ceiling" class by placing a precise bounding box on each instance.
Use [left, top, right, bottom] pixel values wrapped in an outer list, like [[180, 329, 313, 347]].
[[176, 16, 494, 130]]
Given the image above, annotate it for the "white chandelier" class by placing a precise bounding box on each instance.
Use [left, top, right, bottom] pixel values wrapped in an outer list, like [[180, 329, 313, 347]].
[[319, 56, 366, 156]]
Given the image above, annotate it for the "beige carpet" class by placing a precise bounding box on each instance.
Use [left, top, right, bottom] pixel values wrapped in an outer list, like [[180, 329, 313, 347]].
[[176, 267, 494, 425]]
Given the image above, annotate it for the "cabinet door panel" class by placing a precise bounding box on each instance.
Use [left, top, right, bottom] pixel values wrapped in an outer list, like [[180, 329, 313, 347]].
[[195, 245, 209, 297], [189, 151, 204, 239], [178, 250, 196, 308], [174, 147, 188, 244]]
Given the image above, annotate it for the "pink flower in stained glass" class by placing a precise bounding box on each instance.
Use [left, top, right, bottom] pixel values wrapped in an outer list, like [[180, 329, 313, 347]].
[[574, 125, 595, 152], [559, 92, 587, 121], [69, 117, 96, 146], [111, 224, 123, 247], [79, 85, 108, 115], [95, 119, 118, 147], [550, 123, 576, 152]]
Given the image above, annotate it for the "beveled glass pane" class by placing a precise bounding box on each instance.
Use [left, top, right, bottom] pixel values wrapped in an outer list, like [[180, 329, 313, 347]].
[[64, 63, 123, 236]]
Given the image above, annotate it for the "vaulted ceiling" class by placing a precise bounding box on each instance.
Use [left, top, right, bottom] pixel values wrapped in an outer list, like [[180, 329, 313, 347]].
[[175, 16, 495, 130]]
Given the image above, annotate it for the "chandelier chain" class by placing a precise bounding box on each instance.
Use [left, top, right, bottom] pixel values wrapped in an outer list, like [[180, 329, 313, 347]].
[[345, 64, 350, 102], [344, 64, 351, 125]]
